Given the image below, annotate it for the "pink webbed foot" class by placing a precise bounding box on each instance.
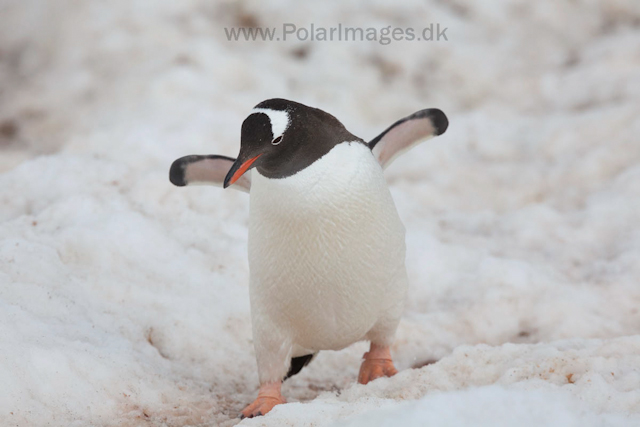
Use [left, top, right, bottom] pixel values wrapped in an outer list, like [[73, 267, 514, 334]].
[[240, 382, 286, 419], [358, 343, 398, 385]]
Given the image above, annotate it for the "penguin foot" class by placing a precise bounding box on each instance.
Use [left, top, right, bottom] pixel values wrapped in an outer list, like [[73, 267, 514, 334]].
[[240, 382, 286, 419], [358, 344, 398, 385]]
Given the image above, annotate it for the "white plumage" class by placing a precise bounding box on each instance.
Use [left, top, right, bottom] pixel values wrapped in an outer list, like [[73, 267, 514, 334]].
[[251, 108, 290, 142], [248, 141, 408, 383]]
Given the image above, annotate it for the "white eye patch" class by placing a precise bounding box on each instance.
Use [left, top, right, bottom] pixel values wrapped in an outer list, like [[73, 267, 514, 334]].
[[252, 108, 290, 143]]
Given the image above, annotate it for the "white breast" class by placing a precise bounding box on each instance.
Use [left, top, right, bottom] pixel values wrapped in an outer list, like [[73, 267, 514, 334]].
[[248, 142, 407, 353]]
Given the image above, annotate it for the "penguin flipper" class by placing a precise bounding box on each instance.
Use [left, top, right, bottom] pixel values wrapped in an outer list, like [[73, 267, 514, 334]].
[[369, 108, 448, 170], [169, 155, 251, 192]]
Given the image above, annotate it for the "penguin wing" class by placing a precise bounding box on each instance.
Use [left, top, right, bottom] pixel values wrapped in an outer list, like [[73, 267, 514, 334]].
[[169, 155, 251, 192], [369, 108, 448, 170]]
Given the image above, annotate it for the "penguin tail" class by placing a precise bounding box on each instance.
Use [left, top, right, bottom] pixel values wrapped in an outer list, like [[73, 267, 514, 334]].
[[284, 353, 317, 380]]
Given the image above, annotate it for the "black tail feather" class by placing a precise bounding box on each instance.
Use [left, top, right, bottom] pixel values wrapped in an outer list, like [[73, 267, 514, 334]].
[[284, 353, 316, 380]]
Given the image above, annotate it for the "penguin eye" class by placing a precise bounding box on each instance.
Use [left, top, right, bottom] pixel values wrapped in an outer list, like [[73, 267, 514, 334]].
[[272, 135, 283, 145]]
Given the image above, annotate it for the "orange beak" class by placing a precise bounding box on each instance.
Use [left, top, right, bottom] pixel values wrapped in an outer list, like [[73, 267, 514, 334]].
[[223, 154, 262, 188]]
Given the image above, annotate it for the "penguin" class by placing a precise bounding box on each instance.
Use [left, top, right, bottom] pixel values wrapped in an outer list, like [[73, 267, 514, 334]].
[[170, 99, 448, 418]]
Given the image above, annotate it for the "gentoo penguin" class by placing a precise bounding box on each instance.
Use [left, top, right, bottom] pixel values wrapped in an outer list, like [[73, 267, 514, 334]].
[[170, 99, 448, 418]]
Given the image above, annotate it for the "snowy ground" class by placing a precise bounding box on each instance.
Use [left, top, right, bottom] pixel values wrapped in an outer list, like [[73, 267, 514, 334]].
[[1, 1, 640, 426]]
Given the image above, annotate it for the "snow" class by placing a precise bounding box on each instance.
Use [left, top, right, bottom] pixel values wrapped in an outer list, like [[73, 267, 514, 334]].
[[1, 1, 640, 426]]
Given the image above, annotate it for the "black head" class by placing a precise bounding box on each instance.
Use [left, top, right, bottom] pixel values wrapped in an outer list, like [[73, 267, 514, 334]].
[[223, 99, 363, 187]]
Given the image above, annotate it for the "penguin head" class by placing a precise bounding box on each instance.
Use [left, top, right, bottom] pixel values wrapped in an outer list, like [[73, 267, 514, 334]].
[[223, 98, 360, 188]]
